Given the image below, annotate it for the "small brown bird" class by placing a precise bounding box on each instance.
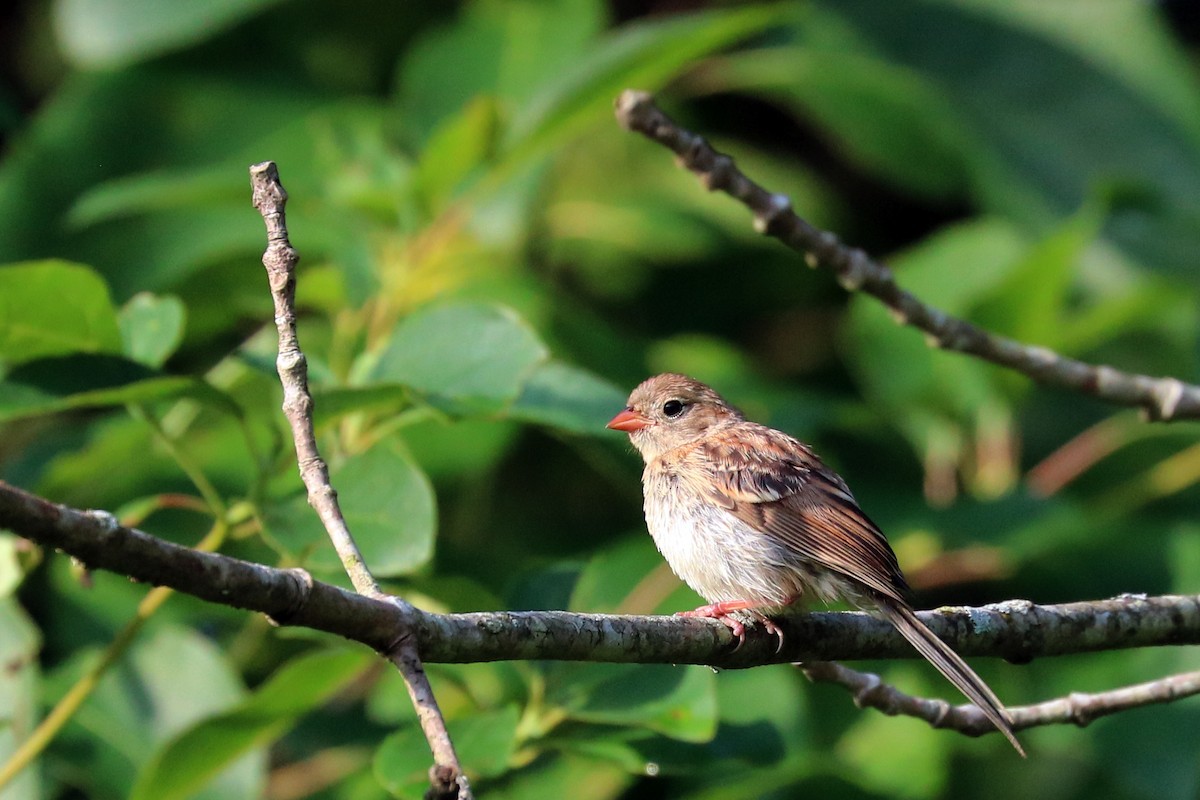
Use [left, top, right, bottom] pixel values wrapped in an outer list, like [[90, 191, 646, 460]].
[[607, 373, 1023, 755]]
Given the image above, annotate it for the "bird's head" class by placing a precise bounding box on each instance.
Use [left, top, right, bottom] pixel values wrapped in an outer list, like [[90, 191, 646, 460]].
[[606, 373, 743, 461]]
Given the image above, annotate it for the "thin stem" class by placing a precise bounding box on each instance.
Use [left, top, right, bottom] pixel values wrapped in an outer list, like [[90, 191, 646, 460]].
[[129, 404, 228, 519]]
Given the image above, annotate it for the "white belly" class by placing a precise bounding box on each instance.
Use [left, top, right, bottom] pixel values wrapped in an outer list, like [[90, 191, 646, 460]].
[[643, 468, 821, 607], [648, 470, 787, 606]]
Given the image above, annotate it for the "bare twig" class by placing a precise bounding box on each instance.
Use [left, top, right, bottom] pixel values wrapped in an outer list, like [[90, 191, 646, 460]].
[[801, 661, 1200, 738], [250, 162, 470, 800], [5, 479, 1200, 671], [250, 162, 378, 597], [613, 90, 1200, 422]]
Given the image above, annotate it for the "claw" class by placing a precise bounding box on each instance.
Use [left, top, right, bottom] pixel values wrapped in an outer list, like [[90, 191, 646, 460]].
[[678, 600, 784, 653]]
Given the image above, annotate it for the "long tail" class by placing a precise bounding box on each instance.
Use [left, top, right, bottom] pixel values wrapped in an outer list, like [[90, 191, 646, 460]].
[[876, 599, 1025, 757]]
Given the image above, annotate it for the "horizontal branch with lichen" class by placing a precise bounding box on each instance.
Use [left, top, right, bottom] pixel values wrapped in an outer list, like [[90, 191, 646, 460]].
[[4, 479, 1198, 669]]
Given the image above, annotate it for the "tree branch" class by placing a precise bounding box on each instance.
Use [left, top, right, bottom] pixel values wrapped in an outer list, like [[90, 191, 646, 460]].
[[4, 479, 1198, 669], [613, 90, 1200, 422], [801, 661, 1200, 737], [250, 162, 470, 800]]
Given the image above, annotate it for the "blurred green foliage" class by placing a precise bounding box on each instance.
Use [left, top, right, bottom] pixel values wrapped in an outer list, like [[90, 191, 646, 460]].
[[2, 0, 1200, 798]]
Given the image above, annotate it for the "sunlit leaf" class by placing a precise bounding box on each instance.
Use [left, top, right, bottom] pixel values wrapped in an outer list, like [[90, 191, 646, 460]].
[[372, 302, 548, 415], [263, 436, 436, 578], [130, 648, 370, 800], [53, 0, 284, 68], [53, 625, 264, 800], [508, 360, 627, 435], [0, 260, 122, 365], [375, 705, 521, 797], [119, 292, 186, 367], [0, 599, 41, 800], [551, 664, 718, 743], [0, 354, 237, 422]]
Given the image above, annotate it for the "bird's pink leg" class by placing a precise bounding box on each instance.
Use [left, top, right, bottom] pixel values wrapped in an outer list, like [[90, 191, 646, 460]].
[[678, 599, 788, 652]]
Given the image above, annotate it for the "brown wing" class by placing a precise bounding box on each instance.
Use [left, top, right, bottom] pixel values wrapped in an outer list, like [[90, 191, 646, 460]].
[[695, 423, 909, 604]]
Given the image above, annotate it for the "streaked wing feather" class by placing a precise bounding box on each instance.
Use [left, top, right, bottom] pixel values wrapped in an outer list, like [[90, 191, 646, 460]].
[[696, 426, 908, 603]]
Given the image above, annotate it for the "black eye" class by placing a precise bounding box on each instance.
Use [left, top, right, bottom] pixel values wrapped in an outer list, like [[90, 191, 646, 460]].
[[662, 399, 685, 418]]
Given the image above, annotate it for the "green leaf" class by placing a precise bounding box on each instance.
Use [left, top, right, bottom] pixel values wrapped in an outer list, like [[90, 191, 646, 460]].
[[416, 96, 502, 212], [264, 437, 436, 578], [508, 360, 627, 435], [67, 167, 241, 228], [0, 598, 41, 800], [552, 664, 718, 743], [53, 625, 264, 800], [726, 43, 974, 199], [119, 292, 186, 367], [53, 0, 284, 68], [310, 384, 411, 425], [0, 260, 122, 365], [374, 705, 521, 797], [486, 753, 632, 800], [972, 204, 1105, 348], [130, 647, 369, 800], [570, 535, 695, 614], [506, 6, 778, 156], [0, 534, 25, 598], [398, 416, 518, 481], [814, 0, 1200, 277], [844, 219, 1028, 424], [372, 302, 548, 415], [0, 354, 238, 422], [395, 0, 606, 143]]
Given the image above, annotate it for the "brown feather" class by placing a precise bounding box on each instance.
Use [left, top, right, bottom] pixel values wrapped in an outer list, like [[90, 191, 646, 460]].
[[614, 373, 1024, 755], [697, 424, 909, 604]]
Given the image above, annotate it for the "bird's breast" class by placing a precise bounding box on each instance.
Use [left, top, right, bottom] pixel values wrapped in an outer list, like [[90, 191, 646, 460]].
[[642, 464, 811, 607]]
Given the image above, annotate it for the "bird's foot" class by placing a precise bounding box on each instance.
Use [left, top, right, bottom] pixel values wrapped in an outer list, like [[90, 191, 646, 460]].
[[678, 600, 784, 653]]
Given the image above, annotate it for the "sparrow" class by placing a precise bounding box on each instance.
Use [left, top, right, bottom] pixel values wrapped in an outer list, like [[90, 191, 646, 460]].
[[607, 373, 1023, 755]]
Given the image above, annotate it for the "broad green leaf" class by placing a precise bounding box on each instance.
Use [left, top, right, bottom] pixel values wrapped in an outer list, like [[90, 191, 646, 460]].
[[53, 0, 284, 68], [506, 6, 777, 155], [367, 659, 523, 727], [552, 664, 718, 743], [372, 302, 548, 415], [264, 437, 436, 578], [0, 354, 237, 422], [814, 0, 1200, 278], [844, 218, 1028, 423], [972, 204, 1105, 348], [0, 598, 41, 800], [0, 534, 24, 597], [570, 534, 694, 614], [395, 0, 606, 143], [374, 705, 521, 797], [416, 96, 502, 212], [955, 0, 1200, 140], [119, 292, 186, 367], [54, 625, 263, 800], [131, 648, 370, 800], [0, 261, 121, 365], [486, 754, 632, 800], [310, 384, 411, 425], [726, 42, 975, 199], [711, 667, 807, 765], [508, 360, 627, 435], [398, 416, 519, 481], [67, 167, 242, 228]]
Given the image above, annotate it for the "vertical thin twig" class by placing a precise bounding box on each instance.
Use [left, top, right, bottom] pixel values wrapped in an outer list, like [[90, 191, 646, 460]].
[[250, 162, 472, 800]]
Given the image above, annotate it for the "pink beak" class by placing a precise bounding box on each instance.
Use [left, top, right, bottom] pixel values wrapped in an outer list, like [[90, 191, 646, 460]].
[[606, 408, 651, 432]]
